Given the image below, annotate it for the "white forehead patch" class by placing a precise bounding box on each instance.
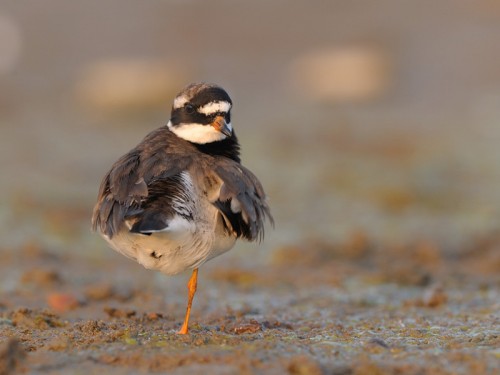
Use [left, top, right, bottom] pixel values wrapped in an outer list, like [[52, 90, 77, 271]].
[[167, 120, 232, 144], [198, 101, 231, 115], [173, 95, 189, 109]]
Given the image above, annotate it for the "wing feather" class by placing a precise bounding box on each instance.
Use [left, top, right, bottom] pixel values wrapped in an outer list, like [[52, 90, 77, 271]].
[[91, 129, 193, 238], [210, 161, 273, 241]]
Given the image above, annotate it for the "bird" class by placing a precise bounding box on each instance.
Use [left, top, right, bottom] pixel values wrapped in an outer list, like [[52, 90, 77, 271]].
[[92, 83, 273, 334]]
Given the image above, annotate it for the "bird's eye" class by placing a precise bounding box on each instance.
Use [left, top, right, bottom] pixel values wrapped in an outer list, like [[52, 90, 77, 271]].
[[185, 104, 195, 114]]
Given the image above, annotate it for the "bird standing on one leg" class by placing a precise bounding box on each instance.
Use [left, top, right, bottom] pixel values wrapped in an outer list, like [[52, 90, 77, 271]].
[[92, 83, 273, 334]]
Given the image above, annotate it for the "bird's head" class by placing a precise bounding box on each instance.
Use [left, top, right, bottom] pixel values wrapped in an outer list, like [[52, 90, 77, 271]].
[[168, 83, 233, 144]]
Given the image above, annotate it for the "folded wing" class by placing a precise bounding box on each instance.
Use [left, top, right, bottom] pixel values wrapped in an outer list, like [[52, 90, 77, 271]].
[[91, 148, 190, 238], [92, 139, 273, 243], [209, 160, 273, 242]]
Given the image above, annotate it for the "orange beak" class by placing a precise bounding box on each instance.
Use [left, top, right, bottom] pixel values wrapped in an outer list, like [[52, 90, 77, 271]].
[[211, 115, 232, 137]]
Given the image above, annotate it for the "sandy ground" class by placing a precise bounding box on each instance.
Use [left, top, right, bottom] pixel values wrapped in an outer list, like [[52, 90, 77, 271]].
[[1, 230, 499, 374]]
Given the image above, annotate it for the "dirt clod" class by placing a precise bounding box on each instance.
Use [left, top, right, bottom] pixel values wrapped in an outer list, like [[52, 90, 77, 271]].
[[421, 284, 448, 307], [233, 321, 261, 335], [45, 336, 70, 351], [84, 283, 114, 301], [145, 312, 163, 320], [104, 307, 137, 319], [21, 269, 61, 286], [287, 355, 323, 375], [9, 308, 64, 330], [262, 320, 294, 330]]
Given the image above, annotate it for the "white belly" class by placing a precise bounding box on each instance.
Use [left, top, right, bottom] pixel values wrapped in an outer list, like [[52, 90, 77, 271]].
[[103, 192, 236, 276]]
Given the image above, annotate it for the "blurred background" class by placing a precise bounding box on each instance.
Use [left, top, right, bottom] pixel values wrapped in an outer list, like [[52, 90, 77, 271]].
[[1, 0, 500, 260]]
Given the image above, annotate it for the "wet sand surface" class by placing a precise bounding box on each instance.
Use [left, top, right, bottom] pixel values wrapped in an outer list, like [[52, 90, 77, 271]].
[[0, 234, 499, 374]]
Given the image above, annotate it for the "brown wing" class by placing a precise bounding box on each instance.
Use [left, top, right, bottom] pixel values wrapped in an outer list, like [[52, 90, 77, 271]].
[[91, 128, 191, 238], [92, 127, 273, 241], [208, 159, 273, 242]]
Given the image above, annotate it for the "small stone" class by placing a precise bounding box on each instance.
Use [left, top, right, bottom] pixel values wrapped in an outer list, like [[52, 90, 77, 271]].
[[47, 293, 80, 313]]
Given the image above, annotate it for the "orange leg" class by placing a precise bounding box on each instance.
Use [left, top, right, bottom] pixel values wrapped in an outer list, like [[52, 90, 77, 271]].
[[177, 268, 198, 335]]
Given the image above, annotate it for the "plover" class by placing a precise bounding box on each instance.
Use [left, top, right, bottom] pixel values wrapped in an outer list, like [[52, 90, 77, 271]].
[[92, 83, 273, 334]]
